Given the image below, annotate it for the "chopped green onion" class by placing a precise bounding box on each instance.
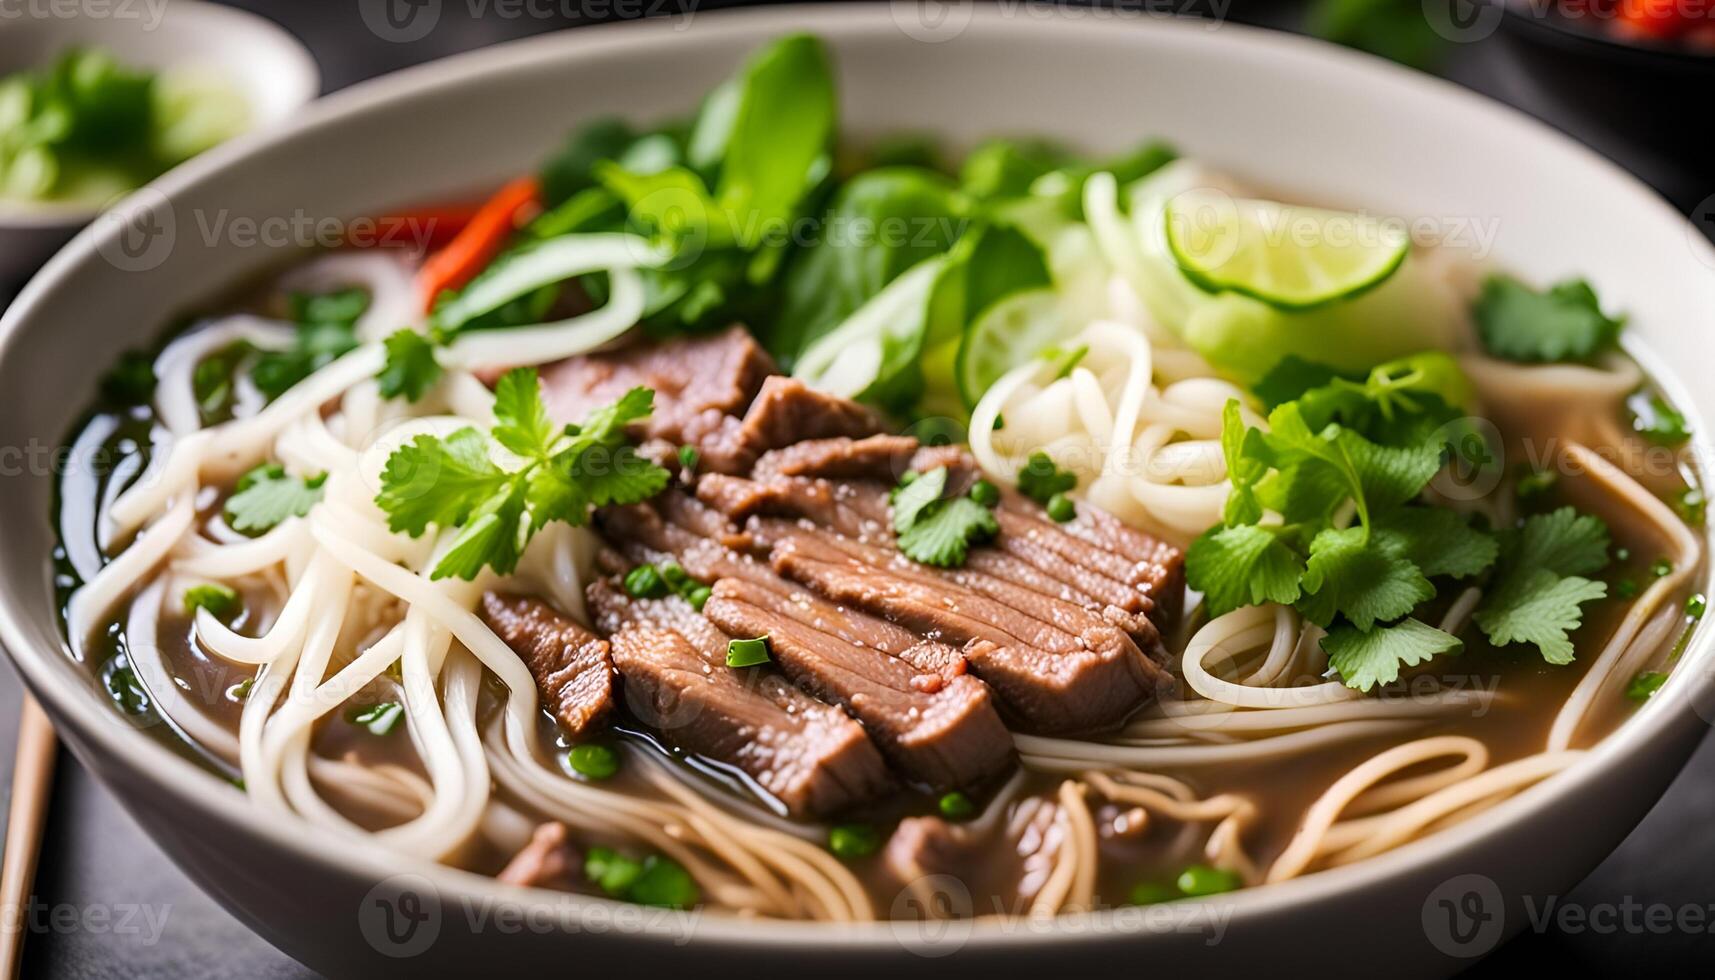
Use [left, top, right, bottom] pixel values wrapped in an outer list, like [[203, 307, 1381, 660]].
[[726, 636, 771, 668], [1677, 488, 1707, 528], [1628, 391, 1691, 446], [686, 585, 712, 612], [1651, 558, 1674, 579], [678, 444, 700, 472], [627, 855, 700, 909], [1615, 579, 1639, 600], [937, 791, 976, 821], [660, 561, 692, 593], [1046, 493, 1076, 523], [568, 744, 620, 781], [347, 701, 404, 736], [1128, 882, 1180, 906], [1688, 594, 1707, 621], [1626, 671, 1668, 703], [1615, 547, 1632, 562], [1043, 343, 1090, 380], [623, 563, 668, 599], [183, 583, 241, 622], [969, 479, 1000, 508], [827, 824, 881, 859], [227, 677, 254, 703], [585, 847, 644, 896], [1175, 864, 1241, 897]]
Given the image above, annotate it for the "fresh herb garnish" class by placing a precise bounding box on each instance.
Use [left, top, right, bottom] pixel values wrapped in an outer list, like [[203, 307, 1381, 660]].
[[827, 824, 881, 859], [1474, 275, 1623, 364], [183, 583, 241, 622], [347, 701, 404, 736], [725, 636, 771, 668], [1627, 390, 1691, 447], [1626, 671, 1668, 703], [1472, 508, 1612, 665], [377, 329, 442, 402], [890, 467, 999, 567], [937, 791, 976, 821], [252, 287, 367, 400], [1017, 451, 1077, 506], [623, 563, 668, 599], [584, 848, 699, 908], [568, 744, 620, 781], [375, 370, 669, 581], [224, 464, 326, 534]]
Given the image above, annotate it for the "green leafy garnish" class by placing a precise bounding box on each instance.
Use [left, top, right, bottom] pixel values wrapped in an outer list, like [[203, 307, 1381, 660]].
[[183, 583, 241, 622], [377, 329, 442, 402], [1017, 451, 1077, 506], [1322, 618, 1464, 691], [585, 848, 699, 909], [347, 701, 404, 736], [725, 636, 771, 668], [223, 464, 326, 534], [252, 287, 367, 400], [1627, 390, 1691, 447], [890, 467, 999, 567], [1474, 275, 1623, 364], [374, 370, 669, 580], [1626, 671, 1668, 703], [1472, 508, 1612, 665]]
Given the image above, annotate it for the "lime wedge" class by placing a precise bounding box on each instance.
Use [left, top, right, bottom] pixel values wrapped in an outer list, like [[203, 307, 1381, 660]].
[[1163, 191, 1409, 311], [955, 288, 1062, 408]]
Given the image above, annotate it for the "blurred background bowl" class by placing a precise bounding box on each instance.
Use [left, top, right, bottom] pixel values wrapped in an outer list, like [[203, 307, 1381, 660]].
[[1497, 1, 1714, 203], [0, 1, 319, 286]]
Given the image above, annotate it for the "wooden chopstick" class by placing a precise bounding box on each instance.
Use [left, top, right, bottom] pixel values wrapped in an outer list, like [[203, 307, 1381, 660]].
[[0, 697, 58, 980]]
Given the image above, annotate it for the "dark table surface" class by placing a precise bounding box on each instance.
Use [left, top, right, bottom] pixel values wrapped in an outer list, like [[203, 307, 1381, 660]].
[[3, 1, 1712, 976]]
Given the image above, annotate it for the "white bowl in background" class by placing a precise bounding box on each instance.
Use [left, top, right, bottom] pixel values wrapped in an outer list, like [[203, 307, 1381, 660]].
[[0, 1, 318, 285], [1, 6, 1713, 977]]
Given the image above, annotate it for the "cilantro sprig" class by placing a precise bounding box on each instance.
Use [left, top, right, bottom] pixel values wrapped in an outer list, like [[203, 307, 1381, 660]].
[[252, 288, 367, 400], [1472, 508, 1611, 665], [891, 467, 999, 567], [375, 368, 669, 580], [224, 464, 327, 534], [1474, 275, 1623, 364]]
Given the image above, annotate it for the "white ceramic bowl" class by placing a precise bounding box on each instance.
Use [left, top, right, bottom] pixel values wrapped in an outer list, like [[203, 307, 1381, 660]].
[[0, 1, 318, 285], [2, 7, 1713, 977]]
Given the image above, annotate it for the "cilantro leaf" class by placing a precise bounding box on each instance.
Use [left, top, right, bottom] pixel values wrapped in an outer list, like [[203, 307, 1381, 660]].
[[1185, 524, 1306, 616], [1018, 451, 1077, 506], [253, 287, 367, 400], [1373, 507, 1498, 579], [1501, 506, 1611, 577], [432, 480, 528, 581], [892, 467, 950, 533], [1220, 400, 1268, 526], [897, 497, 999, 567], [1323, 618, 1463, 692], [376, 428, 509, 537], [491, 367, 558, 458], [1474, 570, 1608, 665], [1298, 526, 1434, 630], [224, 464, 327, 534], [1252, 356, 1355, 411], [1475, 275, 1623, 364], [377, 329, 442, 402]]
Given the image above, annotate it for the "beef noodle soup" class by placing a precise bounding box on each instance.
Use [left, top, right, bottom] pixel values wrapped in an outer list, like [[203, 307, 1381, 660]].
[[53, 36, 1707, 921]]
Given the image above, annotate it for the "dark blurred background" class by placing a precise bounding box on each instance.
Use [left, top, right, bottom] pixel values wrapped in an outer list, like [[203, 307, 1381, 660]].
[[3, 1, 1713, 976]]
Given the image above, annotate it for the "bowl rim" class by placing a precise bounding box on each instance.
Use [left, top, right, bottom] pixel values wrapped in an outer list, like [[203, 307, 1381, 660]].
[[2, 2, 1713, 952], [0, 0, 320, 228]]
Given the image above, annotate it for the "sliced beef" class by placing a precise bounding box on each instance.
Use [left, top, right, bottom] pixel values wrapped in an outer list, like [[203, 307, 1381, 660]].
[[601, 615, 892, 818], [479, 592, 615, 738], [768, 528, 1169, 734], [703, 578, 1012, 788], [753, 434, 919, 482], [498, 822, 578, 889], [735, 376, 885, 453], [537, 325, 775, 447]]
